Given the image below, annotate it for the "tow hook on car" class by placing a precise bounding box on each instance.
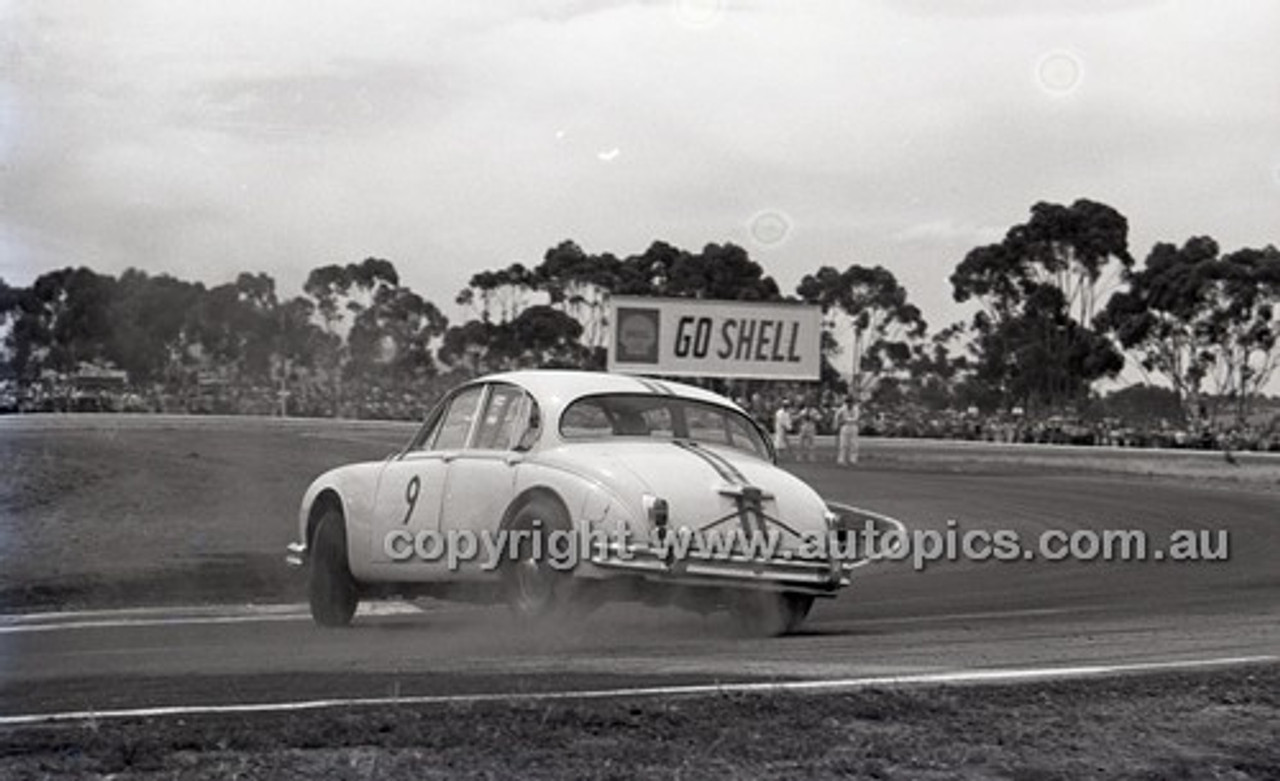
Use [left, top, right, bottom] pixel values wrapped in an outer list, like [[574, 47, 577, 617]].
[[716, 484, 803, 541]]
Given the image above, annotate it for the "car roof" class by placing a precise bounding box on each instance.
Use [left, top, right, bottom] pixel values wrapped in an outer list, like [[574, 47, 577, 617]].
[[477, 370, 744, 413]]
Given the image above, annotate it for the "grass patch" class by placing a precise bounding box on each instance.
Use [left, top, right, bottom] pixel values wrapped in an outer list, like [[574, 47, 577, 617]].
[[858, 441, 1280, 488], [1, 664, 1276, 779], [0, 416, 407, 612]]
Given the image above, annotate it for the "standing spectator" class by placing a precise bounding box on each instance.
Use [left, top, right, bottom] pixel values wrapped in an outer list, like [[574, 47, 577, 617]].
[[773, 399, 794, 460], [834, 395, 860, 466], [797, 399, 820, 462], [750, 392, 768, 428]]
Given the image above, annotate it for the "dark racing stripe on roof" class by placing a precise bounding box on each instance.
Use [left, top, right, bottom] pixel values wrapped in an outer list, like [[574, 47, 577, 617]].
[[688, 440, 749, 484], [629, 377, 676, 396], [673, 440, 744, 485]]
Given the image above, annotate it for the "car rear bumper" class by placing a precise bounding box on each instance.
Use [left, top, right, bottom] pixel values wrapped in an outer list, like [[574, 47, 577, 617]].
[[587, 543, 851, 595]]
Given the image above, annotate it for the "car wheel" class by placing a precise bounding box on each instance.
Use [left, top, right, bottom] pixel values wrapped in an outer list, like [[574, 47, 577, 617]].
[[308, 508, 359, 627], [501, 494, 574, 621], [729, 592, 814, 637]]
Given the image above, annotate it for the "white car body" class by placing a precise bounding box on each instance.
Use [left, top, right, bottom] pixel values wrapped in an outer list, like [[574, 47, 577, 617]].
[[290, 370, 855, 633]]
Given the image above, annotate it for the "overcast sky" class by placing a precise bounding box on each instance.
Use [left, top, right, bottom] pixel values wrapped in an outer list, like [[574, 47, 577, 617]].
[[3, 0, 1279, 358]]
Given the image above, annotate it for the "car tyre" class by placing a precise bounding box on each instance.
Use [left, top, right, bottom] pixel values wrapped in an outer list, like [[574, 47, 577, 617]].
[[730, 592, 814, 637], [501, 494, 575, 622], [308, 509, 359, 627]]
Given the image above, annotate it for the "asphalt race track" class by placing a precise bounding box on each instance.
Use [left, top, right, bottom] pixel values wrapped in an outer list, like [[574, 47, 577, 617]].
[[2, 423, 1278, 722]]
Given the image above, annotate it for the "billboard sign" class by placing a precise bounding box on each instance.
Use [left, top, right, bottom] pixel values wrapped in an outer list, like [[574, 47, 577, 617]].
[[608, 296, 822, 380]]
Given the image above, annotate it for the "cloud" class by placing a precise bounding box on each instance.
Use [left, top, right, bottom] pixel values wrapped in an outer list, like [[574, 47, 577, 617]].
[[175, 61, 454, 141], [893, 220, 1004, 246]]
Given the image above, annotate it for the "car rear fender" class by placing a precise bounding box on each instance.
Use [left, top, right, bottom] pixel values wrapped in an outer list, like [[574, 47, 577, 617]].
[[510, 460, 640, 539], [500, 486, 572, 532]]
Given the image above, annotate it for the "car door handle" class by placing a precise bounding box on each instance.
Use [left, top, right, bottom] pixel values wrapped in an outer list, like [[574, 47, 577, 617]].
[[505, 454, 524, 466], [442, 452, 459, 463]]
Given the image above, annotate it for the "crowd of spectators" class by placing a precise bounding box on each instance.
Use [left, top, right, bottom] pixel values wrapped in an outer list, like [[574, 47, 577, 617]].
[[4, 375, 1279, 453], [0, 379, 433, 421], [731, 386, 1280, 454]]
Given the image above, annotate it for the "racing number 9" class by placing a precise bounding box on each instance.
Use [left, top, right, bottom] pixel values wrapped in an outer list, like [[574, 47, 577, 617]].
[[402, 475, 421, 525]]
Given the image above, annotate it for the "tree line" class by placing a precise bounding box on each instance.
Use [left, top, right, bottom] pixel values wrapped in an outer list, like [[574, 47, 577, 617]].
[[1, 198, 1277, 424]]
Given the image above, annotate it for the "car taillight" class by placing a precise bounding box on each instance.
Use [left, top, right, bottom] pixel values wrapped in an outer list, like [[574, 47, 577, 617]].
[[824, 509, 839, 532], [645, 495, 669, 541]]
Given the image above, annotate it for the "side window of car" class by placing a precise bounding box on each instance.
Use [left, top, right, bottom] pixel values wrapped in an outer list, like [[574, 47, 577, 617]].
[[472, 385, 524, 450], [407, 403, 446, 452], [515, 397, 541, 451], [431, 386, 484, 450]]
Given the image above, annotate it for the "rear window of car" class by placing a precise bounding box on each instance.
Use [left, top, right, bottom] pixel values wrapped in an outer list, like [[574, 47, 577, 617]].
[[560, 393, 769, 459]]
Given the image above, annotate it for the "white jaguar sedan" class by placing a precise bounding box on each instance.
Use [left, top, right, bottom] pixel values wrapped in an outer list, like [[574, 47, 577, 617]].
[[288, 370, 860, 635]]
